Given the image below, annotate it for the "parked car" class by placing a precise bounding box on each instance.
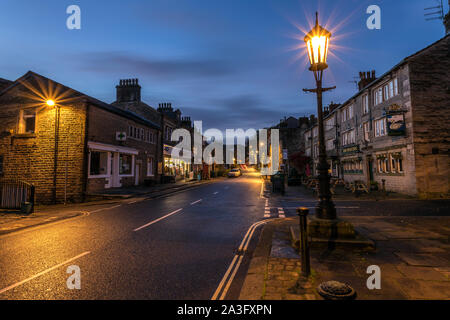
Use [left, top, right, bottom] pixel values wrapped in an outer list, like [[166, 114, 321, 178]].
[[227, 168, 241, 178]]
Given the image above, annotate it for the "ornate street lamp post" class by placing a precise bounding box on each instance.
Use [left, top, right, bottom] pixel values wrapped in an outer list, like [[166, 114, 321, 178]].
[[303, 12, 336, 220]]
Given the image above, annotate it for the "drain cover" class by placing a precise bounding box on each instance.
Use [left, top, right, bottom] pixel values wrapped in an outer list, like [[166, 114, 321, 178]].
[[317, 281, 356, 300]]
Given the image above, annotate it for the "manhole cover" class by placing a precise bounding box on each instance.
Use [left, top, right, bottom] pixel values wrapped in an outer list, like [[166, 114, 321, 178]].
[[317, 281, 356, 300]]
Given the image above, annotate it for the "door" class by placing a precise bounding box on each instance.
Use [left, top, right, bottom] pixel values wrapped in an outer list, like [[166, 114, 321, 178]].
[[135, 164, 140, 185], [367, 156, 374, 184]]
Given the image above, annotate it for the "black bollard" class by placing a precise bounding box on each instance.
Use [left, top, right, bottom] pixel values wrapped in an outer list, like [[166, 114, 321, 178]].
[[297, 207, 310, 277]]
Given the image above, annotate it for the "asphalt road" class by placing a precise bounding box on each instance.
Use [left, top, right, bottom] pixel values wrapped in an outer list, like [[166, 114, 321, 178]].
[[0, 172, 266, 300]]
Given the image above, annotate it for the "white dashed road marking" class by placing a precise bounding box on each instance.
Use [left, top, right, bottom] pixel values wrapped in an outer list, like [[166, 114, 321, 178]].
[[133, 208, 183, 231]]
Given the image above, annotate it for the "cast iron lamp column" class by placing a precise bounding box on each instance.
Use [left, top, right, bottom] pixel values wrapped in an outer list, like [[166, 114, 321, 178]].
[[46, 99, 60, 204], [303, 12, 336, 220]]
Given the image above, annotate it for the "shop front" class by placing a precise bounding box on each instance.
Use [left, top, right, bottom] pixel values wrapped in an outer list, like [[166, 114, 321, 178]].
[[163, 144, 191, 181]]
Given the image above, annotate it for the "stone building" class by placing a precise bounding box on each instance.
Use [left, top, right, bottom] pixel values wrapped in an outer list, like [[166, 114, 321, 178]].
[[0, 71, 160, 204], [273, 116, 312, 175], [111, 79, 193, 182], [304, 35, 450, 197]]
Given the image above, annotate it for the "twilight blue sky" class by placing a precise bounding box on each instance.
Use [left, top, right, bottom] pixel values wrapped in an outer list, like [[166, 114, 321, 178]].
[[0, 0, 447, 130]]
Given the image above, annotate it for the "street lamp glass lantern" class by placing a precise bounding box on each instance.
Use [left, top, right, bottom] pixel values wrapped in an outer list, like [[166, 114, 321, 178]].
[[46, 99, 55, 107], [304, 12, 331, 71]]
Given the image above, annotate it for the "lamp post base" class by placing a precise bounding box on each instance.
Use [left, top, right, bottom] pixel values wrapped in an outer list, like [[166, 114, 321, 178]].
[[308, 217, 356, 239]]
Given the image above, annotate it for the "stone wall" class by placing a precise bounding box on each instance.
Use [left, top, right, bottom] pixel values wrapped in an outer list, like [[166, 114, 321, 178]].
[[0, 84, 87, 204], [408, 35, 450, 198]]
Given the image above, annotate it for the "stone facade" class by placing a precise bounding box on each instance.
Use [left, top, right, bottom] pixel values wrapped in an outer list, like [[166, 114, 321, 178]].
[[304, 35, 450, 198], [0, 71, 160, 204]]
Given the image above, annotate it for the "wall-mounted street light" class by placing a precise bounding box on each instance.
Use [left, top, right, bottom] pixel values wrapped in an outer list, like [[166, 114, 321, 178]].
[[46, 99, 55, 107], [303, 12, 336, 220]]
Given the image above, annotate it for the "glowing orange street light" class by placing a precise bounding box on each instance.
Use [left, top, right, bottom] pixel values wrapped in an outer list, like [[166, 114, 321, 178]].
[[46, 99, 56, 107], [302, 12, 336, 220], [304, 12, 331, 73]]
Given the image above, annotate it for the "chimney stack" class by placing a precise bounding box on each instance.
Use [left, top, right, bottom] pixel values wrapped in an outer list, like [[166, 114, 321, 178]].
[[116, 78, 141, 103], [357, 70, 376, 91]]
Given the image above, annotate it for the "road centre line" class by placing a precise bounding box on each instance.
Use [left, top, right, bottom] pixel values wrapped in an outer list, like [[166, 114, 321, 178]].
[[190, 199, 202, 205], [133, 208, 183, 232], [0, 251, 91, 295], [89, 204, 122, 214], [213, 192, 219, 195]]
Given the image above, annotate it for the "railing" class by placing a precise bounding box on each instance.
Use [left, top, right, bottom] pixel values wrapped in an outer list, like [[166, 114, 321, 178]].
[[0, 179, 35, 211]]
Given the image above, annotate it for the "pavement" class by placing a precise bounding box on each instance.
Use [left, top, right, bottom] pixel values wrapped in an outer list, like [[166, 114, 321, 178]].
[[239, 182, 450, 300], [0, 172, 265, 299]]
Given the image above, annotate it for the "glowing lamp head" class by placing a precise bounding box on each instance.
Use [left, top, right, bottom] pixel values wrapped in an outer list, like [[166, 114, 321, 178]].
[[304, 12, 331, 72], [46, 99, 55, 107]]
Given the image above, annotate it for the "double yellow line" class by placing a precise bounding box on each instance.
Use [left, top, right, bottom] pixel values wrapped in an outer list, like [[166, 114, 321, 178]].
[[211, 218, 276, 300]]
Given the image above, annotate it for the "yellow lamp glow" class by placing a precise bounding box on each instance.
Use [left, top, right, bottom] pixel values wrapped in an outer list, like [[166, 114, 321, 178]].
[[304, 12, 331, 71], [46, 99, 55, 107]]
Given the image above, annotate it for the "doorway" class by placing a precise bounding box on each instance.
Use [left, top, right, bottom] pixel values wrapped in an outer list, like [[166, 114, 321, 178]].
[[135, 164, 140, 186]]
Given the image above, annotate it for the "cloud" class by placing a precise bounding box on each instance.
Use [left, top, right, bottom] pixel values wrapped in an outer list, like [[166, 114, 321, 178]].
[[181, 94, 296, 130], [74, 52, 236, 79]]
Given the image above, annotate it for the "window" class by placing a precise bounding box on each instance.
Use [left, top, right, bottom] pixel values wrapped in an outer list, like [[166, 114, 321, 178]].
[[304, 131, 311, 143], [325, 116, 335, 129], [314, 143, 319, 156], [313, 127, 318, 137], [362, 94, 369, 114], [90, 151, 108, 176], [375, 78, 398, 106], [374, 87, 383, 105], [147, 157, 154, 176], [377, 155, 389, 173], [363, 121, 370, 142], [119, 154, 133, 175], [374, 118, 387, 137], [326, 139, 334, 150], [0, 155, 3, 175], [391, 153, 403, 173], [341, 105, 354, 122], [342, 130, 355, 146], [305, 148, 311, 157], [19, 109, 36, 134]]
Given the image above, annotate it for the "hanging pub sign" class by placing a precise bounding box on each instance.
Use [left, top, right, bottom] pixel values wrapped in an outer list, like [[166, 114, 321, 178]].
[[386, 104, 406, 136]]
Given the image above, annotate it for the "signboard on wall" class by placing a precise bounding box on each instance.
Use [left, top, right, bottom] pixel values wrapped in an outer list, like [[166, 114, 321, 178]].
[[387, 113, 406, 136], [342, 145, 359, 155], [116, 132, 127, 141]]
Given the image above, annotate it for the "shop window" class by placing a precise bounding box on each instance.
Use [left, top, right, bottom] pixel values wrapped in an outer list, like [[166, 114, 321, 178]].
[[19, 109, 36, 134], [147, 157, 154, 176], [90, 151, 108, 176], [377, 155, 389, 173], [119, 154, 132, 175], [391, 153, 403, 173]]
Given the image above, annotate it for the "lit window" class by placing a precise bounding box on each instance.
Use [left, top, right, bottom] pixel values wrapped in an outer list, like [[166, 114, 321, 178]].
[[90, 151, 108, 176]]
